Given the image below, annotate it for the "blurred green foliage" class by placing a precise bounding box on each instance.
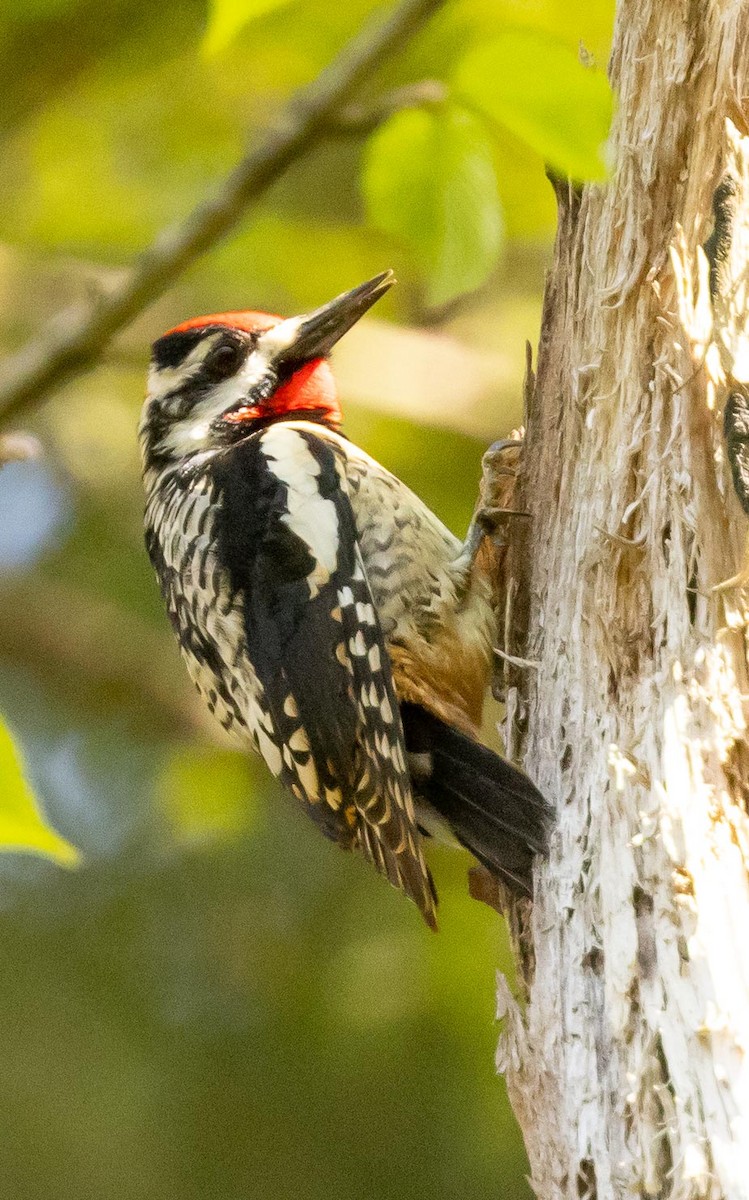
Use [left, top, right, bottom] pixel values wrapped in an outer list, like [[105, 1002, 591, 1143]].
[[160, 744, 259, 846], [0, 0, 613, 306], [456, 30, 613, 182], [0, 719, 79, 864], [363, 105, 504, 307], [204, 0, 296, 56], [0, 0, 614, 1196]]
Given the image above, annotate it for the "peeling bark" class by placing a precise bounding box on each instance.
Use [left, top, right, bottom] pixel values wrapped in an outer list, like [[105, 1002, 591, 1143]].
[[499, 4, 749, 1197]]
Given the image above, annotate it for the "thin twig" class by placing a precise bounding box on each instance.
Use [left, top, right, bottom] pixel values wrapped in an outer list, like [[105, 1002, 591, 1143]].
[[593, 523, 646, 548], [331, 79, 448, 135], [493, 646, 541, 671], [0, 0, 447, 425]]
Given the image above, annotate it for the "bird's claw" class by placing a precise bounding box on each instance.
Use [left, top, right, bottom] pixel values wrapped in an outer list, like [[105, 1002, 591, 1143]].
[[475, 432, 525, 539]]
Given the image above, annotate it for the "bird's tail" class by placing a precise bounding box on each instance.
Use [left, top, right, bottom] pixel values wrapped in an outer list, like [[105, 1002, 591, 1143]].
[[401, 704, 553, 898]]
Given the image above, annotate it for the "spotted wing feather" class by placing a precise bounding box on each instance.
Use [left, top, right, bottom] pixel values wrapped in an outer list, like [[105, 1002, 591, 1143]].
[[211, 425, 436, 927]]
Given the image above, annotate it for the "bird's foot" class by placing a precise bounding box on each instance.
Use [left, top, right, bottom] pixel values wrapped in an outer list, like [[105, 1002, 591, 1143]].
[[474, 431, 527, 540]]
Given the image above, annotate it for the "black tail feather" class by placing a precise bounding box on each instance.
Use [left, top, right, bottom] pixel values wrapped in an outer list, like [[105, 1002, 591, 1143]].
[[401, 705, 553, 898]]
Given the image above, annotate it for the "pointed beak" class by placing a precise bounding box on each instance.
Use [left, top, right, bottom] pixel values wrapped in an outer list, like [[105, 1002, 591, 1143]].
[[259, 271, 396, 371]]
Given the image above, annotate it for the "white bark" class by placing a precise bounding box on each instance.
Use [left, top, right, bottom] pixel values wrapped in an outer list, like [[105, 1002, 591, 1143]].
[[498, 4, 749, 1197]]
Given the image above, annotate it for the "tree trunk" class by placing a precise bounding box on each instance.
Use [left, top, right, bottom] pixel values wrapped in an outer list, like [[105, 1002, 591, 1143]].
[[498, 4, 749, 1197]]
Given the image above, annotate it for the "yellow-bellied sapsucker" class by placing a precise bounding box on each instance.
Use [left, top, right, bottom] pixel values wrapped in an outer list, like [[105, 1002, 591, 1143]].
[[139, 273, 551, 929]]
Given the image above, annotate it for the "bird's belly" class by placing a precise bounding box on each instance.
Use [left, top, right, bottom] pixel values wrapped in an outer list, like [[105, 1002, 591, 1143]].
[[356, 535, 495, 732]]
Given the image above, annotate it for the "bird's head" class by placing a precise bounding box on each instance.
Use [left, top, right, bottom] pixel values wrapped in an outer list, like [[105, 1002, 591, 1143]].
[[140, 271, 394, 465]]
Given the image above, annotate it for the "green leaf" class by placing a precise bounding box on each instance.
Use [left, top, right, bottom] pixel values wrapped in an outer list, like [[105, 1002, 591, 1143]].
[[158, 746, 257, 846], [203, 0, 296, 57], [0, 721, 80, 866], [455, 30, 613, 182], [452, 0, 617, 67], [362, 104, 503, 308]]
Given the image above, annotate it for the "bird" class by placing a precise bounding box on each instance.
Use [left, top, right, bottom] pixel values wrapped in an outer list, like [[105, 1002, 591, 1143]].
[[139, 271, 552, 929]]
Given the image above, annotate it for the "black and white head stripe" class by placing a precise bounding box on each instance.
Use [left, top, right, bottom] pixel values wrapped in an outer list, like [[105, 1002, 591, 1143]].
[[146, 327, 257, 401], [141, 327, 267, 461], [141, 276, 396, 465], [140, 314, 332, 464], [152, 328, 210, 370]]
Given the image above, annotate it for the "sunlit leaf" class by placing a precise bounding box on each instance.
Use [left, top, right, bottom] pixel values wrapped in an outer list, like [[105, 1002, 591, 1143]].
[[0, 720, 80, 865], [455, 30, 613, 182], [452, 0, 617, 66], [362, 104, 503, 308], [158, 745, 257, 846], [203, 0, 296, 56]]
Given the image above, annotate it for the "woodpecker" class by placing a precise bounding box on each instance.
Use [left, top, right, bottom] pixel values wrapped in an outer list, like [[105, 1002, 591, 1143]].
[[140, 272, 551, 929]]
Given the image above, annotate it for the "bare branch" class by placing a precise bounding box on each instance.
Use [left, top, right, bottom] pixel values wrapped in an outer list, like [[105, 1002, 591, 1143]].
[[0, 0, 448, 425], [330, 79, 448, 135]]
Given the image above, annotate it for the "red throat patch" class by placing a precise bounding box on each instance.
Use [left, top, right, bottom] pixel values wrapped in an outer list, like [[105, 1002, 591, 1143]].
[[270, 359, 340, 426], [165, 311, 342, 429], [221, 358, 341, 428]]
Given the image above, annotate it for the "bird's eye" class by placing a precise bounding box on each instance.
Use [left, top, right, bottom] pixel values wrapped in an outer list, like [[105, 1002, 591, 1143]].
[[204, 340, 246, 380]]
